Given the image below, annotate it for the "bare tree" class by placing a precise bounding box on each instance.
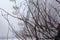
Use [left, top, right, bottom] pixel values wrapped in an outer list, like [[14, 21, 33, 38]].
[[0, 0, 60, 40]]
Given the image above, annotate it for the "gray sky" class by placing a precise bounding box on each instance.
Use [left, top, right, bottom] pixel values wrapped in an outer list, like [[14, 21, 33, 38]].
[[0, 0, 24, 38], [0, 0, 13, 37]]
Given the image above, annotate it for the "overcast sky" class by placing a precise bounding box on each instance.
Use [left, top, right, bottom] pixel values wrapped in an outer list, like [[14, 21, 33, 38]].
[[0, 0, 13, 37], [0, 0, 24, 38]]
